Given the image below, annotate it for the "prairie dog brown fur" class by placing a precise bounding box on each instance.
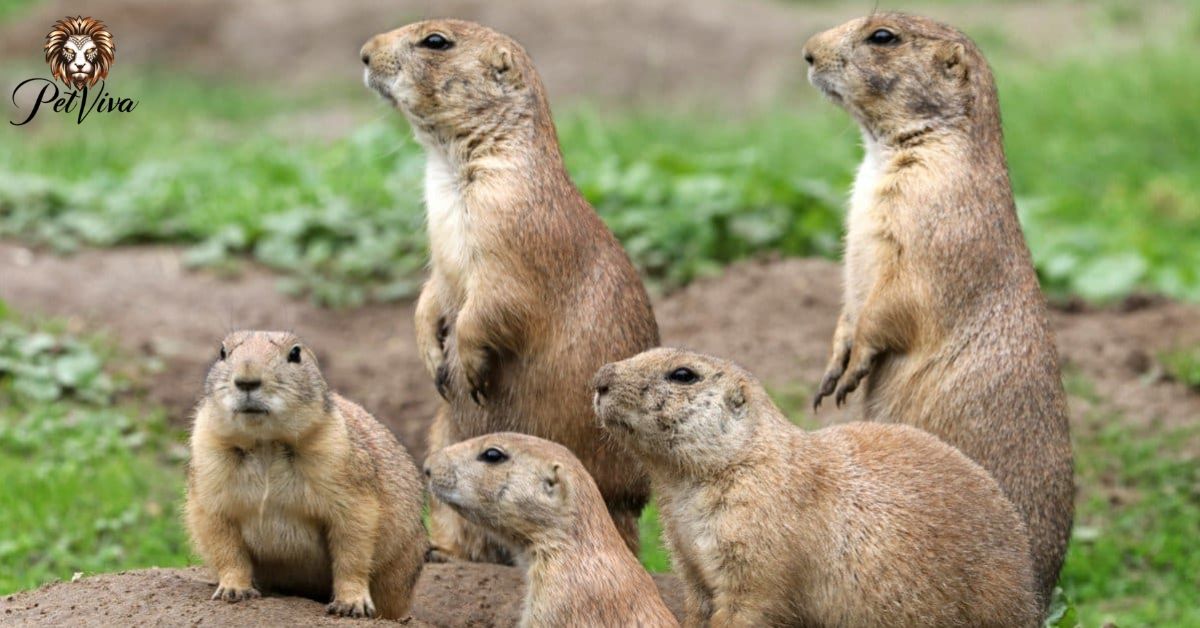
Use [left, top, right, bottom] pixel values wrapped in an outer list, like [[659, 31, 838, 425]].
[[594, 348, 1040, 627], [185, 331, 426, 619], [361, 20, 659, 561], [803, 13, 1073, 602], [425, 433, 678, 628]]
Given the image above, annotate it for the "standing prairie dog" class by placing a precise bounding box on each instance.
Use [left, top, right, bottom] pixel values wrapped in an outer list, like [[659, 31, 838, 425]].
[[594, 348, 1040, 627], [361, 20, 659, 561], [803, 13, 1073, 603], [424, 433, 678, 628], [185, 331, 426, 619]]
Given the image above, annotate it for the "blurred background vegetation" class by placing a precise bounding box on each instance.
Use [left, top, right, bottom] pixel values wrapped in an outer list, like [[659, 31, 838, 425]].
[[1, 0, 1198, 625]]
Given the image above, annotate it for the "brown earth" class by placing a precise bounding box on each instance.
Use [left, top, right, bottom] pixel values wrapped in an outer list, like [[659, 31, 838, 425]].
[[0, 563, 686, 627], [3, 242, 1198, 463]]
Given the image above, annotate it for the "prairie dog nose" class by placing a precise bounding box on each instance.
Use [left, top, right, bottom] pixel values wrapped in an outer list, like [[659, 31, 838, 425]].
[[234, 378, 262, 392], [360, 34, 386, 66], [592, 363, 617, 396]]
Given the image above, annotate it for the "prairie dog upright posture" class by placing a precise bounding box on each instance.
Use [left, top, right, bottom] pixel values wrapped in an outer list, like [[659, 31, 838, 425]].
[[186, 331, 426, 619], [361, 20, 659, 561], [595, 348, 1040, 627], [803, 13, 1073, 602], [425, 433, 678, 628]]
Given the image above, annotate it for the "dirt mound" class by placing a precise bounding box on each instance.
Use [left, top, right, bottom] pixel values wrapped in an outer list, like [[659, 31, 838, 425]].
[[3, 243, 1199, 461], [0, 563, 686, 626]]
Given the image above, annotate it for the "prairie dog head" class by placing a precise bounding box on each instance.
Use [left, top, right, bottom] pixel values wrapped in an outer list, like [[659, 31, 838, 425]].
[[424, 433, 598, 549], [360, 19, 540, 147], [592, 348, 758, 476], [803, 13, 990, 142], [201, 331, 330, 438]]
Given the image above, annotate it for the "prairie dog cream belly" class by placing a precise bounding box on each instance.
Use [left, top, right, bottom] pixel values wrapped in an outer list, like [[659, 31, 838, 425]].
[[843, 137, 886, 315], [231, 444, 331, 595], [424, 153, 472, 305]]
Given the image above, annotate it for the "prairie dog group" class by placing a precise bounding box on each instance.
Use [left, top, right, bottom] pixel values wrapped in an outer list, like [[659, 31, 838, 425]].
[[180, 12, 1071, 624], [594, 348, 1040, 626], [804, 12, 1074, 602], [361, 18, 659, 562], [186, 331, 426, 619]]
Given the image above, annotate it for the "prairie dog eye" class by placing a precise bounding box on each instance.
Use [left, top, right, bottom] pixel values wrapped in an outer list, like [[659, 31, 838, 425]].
[[288, 345, 302, 364], [477, 447, 509, 464], [218, 345, 227, 361], [419, 33, 453, 50], [667, 367, 701, 384], [867, 28, 898, 45]]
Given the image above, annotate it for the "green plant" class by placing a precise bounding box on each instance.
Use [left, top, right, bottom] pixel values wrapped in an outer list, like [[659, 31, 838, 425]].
[[0, 305, 192, 593], [1060, 406, 1200, 625], [638, 500, 671, 574], [1160, 346, 1200, 390], [0, 308, 118, 404], [1044, 588, 1080, 628]]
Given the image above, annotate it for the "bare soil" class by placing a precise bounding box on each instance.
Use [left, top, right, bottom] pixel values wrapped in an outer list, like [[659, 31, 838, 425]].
[[0, 563, 686, 627], [3, 242, 1198, 461]]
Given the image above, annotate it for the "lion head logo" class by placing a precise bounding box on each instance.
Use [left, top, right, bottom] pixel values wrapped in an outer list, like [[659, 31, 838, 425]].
[[44, 16, 115, 91]]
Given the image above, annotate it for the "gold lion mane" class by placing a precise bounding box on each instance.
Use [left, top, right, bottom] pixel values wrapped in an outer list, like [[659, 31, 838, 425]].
[[45, 16, 115, 90]]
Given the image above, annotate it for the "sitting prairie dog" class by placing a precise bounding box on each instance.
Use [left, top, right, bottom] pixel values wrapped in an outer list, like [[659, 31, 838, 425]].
[[185, 331, 426, 619], [803, 13, 1073, 603], [361, 20, 659, 561], [594, 348, 1040, 627], [424, 432, 678, 628]]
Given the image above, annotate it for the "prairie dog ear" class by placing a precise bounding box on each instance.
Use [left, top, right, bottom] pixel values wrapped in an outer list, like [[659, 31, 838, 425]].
[[486, 44, 524, 88], [725, 382, 747, 412], [935, 41, 968, 82], [542, 462, 563, 499]]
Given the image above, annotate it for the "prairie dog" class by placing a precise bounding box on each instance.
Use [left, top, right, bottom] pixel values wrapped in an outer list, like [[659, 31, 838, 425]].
[[361, 20, 659, 561], [425, 432, 678, 628], [185, 331, 426, 619], [594, 348, 1040, 627], [803, 13, 1073, 602]]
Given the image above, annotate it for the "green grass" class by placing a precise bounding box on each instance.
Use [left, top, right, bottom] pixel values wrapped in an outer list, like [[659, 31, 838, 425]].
[[0, 302, 192, 593], [1060, 375, 1200, 625], [0, 0, 39, 21], [1063, 420, 1200, 625], [1160, 345, 1200, 390], [0, 70, 846, 304], [3, 30, 1199, 305], [1003, 48, 1200, 302], [637, 500, 671, 574]]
